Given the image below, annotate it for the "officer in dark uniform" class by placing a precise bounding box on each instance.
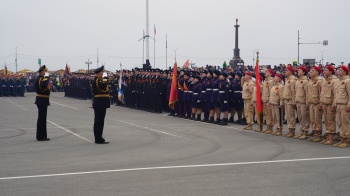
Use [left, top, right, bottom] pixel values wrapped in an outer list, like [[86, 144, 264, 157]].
[[35, 65, 50, 141], [92, 66, 110, 144]]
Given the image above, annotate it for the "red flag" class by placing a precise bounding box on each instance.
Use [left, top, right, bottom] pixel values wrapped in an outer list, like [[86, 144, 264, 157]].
[[255, 52, 263, 115], [168, 62, 178, 109], [183, 59, 189, 69], [65, 64, 70, 76]]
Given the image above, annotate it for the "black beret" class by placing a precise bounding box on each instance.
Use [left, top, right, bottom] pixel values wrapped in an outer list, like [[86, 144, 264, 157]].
[[236, 72, 242, 77], [155, 68, 160, 72], [202, 70, 208, 74], [221, 72, 228, 78], [164, 70, 169, 74], [229, 72, 235, 78], [38, 65, 48, 72], [195, 75, 201, 80], [214, 70, 221, 76], [208, 70, 213, 75]]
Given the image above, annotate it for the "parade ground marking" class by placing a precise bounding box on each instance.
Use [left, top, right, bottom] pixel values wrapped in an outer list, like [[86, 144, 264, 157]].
[[1, 156, 350, 180], [109, 117, 192, 140], [50, 101, 79, 110], [47, 120, 93, 143], [1, 98, 28, 110]]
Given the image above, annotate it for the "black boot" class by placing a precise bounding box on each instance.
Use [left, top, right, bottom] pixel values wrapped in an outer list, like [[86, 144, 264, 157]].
[[201, 118, 208, 122], [207, 117, 214, 123], [228, 117, 234, 123], [195, 114, 201, 121], [220, 118, 228, 126], [214, 118, 220, 124], [190, 113, 195, 120], [234, 119, 242, 124]]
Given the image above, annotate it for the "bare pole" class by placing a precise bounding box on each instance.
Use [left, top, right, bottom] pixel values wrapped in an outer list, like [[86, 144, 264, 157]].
[[154, 24, 156, 68], [145, 0, 150, 66], [298, 30, 300, 64], [15, 47, 17, 73], [97, 47, 99, 68], [166, 34, 167, 70]]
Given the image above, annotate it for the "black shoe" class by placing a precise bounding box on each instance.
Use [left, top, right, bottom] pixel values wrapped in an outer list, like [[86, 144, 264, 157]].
[[201, 118, 208, 122], [168, 113, 175, 116], [234, 119, 242, 124], [95, 141, 109, 144], [296, 117, 299, 123], [283, 120, 287, 124], [228, 117, 234, 123], [239, 121, 248, 125], [37, 138, 50, 141], [214, 118, 220, 124]]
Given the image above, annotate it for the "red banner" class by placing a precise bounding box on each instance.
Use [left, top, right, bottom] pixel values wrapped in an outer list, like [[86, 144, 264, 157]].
[[168, 62, 178, 109], [255, 52, 263, 115]]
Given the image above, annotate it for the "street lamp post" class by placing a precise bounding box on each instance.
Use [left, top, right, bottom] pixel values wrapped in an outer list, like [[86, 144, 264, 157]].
[[298, 30, 328, 64], [85, 59, 92, 74]]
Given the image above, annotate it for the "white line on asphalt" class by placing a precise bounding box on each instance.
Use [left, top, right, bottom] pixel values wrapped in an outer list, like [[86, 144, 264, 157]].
[[107, 117, 191, 140], [1, 98, 28, 110], [47, 120, 93, 143], [117, 119, 191, 140], [50, 101, 79, 110], [1, 156, 350, 180], [0, 125, 123, 131]]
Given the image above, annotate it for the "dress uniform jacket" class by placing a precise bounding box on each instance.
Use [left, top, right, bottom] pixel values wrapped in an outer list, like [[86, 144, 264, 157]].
[[35, 76, 50, 105], [92, 76, 110, 108], [334, 75, 350, 139]]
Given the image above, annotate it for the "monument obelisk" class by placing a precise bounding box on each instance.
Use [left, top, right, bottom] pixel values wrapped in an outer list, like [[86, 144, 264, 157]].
[[229, 19, 244, 69]]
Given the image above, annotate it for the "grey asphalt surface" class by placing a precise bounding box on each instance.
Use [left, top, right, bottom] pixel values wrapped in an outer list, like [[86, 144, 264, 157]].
[[1, 92, 350, 196]]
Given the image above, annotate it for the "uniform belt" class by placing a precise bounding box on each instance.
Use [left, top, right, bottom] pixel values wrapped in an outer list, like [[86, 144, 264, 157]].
[[206, 88, 212, 91], [188, 91, 193, 93], [184, 91, 188, 93], [193, 93, 199, 95], [94, 94, 110, 98], [201, 91, 206, 93], [36, 94, 50, 98], [235, 91, 242, 93], [219, 91, 225, 93], [213, 89, 219, 91], [229, 90, 232, 92]]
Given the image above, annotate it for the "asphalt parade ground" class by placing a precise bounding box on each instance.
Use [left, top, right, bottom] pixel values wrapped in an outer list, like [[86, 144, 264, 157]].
[[1, 92, 350, 196]]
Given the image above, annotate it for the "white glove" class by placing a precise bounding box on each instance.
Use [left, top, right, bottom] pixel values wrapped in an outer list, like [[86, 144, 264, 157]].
[[224, 101, 227, 104], [44, 72, 49, 77]]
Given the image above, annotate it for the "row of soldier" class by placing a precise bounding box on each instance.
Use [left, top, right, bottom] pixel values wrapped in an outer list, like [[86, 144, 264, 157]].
[[242, 65, 350, 148], [61, 64, 350, 148], [0, 75, 26, 97]]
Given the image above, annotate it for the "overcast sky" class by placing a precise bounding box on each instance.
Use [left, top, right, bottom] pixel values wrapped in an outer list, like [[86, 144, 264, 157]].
[[0, 0, 349, 72]]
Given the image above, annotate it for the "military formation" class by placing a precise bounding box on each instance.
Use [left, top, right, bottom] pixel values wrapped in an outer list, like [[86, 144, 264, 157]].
[[0, 75, 26, 97], [59, 63, 350, 148]]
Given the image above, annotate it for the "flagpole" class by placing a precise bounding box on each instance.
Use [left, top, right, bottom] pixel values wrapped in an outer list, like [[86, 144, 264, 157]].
[[166, 34, 167, 70], [154, 24, 156, 69]]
